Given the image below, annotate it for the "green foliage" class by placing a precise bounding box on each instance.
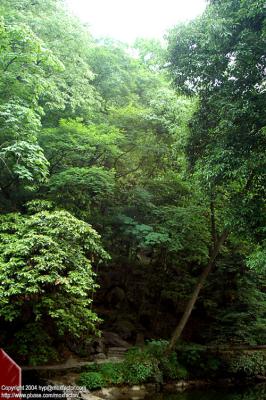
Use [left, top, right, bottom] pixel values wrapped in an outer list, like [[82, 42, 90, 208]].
[[117, 215, 170, 253], [176, 343, 206, 368], [1, 0, 265, 368], [0, 202, 109, 361], [79, 354, 158, 388], [0, 141, 49, 186], [247, 243, 266, 274], [48, 166, 115, 215], [39, 119, 122, 172], [202, 248, 266, 346], [9, 323, 58, 366], [123, 347, 161, 385], [145, 340, 169, 357], [160, 352, 188, 380], [97, 362, 125, 385], [87, 39, 164, 108], [119, 342, 187, 384], [176, 343, 221, 378], [133, 38, 165, 72], [165, 0, 266, 350], [227, 352, 266, 377], [87, 40, 137, 107], [77, 343, 266, 390], [1, 0, 99, 123], [112, 173, 210, 267], [167, 0, 266, 236], [78, 372, 105, 390], [0, 19, 62, 107], [0, 18, 61, 202]]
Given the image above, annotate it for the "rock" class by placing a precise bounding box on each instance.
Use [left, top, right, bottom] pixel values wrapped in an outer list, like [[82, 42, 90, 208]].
[[66, 338, 94, 357], [164, 380, 210, 393], [56, 382, 157, 400], [106, 287, 126, 307], [103, 331, 130, 349], [94, 338, 105, 354], [81, 394, 102, 400], [94, 386, 122, 399], [101, 387, 115, 397], [145, 383, 158, 392], [95, 385, 148, 399], [93, 352, 107, 360], [99, 387, 121, 400], [113, 319, 136, 340], [107, 347, 128, 359], [131, 385, 143, 391], [175, 381, 186, 387], [164, 382, 185, 392]]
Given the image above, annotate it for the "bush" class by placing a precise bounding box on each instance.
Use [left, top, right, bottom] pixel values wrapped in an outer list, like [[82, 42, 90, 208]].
[[227, 352, 266, 377], [176, 343, 205, 368], [146, 340, 169, 358], [123, 347, 161, 385], [144, 340, 188, 381], [77, 371, 105, 390], [160, 352, 188, 380], [76, 344, 198, 389], [77, 345, 266, 390], [176, 343, 221, 378], [0, 207, 109, 364], [98, 362, 124, 385], [9, 323, 58, 366]]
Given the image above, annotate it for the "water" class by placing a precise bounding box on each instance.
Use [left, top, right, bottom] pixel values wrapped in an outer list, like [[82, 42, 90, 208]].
[[144, 385, 266, 400], [22, 372, 266, 400]]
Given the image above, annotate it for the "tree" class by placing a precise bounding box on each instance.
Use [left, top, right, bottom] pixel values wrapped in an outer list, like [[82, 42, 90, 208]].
[[39, 119, 122, 173], [166, 0, 266, 350], [0, 0, 100, 124], [0, 19, 62, 207], [0, 201, 109, 364]]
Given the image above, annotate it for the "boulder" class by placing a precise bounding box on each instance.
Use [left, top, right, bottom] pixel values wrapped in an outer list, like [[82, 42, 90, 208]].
[[112, 319, 136, 340], [93, 352, 107, 360], [80, 394, 102, 400], [102, 331, 130, 349], [107, 347, 128, 359], [106, 287, 126, 307]]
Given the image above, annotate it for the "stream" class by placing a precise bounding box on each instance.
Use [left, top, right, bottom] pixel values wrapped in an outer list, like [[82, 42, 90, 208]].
[[22, 372, 265, 400], [144, 384, 266, 400]]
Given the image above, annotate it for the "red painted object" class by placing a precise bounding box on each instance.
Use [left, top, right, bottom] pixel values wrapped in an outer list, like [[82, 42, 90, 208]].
[[0, 349, 21, 399]]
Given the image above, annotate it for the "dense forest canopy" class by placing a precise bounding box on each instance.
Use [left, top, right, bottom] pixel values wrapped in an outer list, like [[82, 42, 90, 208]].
[[0, 0, 265, 367]]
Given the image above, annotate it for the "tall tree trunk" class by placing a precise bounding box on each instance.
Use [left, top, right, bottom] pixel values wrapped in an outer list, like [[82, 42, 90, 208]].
[[166, 228, 229, 354], [210, 191, 217, 251]]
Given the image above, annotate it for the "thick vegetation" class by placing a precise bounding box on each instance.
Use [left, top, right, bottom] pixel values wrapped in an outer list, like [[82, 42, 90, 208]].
[[77, 341, 266, 390], [0, 0, 265, 368]]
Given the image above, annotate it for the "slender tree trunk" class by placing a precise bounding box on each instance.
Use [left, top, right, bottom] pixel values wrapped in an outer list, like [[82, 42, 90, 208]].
[[166, 228, 229, 354], [210, 191, 217, 251]]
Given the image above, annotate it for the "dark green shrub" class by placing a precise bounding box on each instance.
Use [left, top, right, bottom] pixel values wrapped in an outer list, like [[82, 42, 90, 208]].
[[175, 343, 222, 378], [227, 352, 266, 377], [146, 340, 169, 357], [77, 371, 105, 390], [123, 347, 161, 385], [98, 362, 124, 385], [9, 323, 58, 366], [160, 352, 188, 380], [176, 343, 205, 368], [145, 340, 188, 381], [77, 343, 224, 389], [203, 354, 222, 375], [83, 362, 98, 372]]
